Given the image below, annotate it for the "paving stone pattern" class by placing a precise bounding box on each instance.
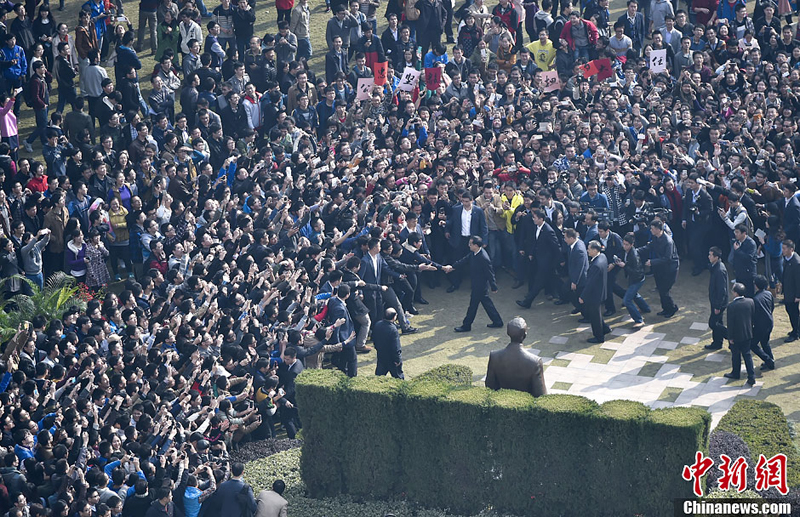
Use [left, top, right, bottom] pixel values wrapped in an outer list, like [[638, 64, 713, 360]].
[[540, 322, 761, 429]]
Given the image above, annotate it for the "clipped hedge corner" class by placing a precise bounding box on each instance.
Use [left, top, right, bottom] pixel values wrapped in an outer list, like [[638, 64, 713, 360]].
[[297, 367, 710, 517]]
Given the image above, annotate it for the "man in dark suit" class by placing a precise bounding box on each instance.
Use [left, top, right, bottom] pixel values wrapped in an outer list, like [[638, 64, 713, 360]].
[[561, 228, 589, 313], [327, 284, 358, 377], [782, 184, 800, 246], [372, 308, 404, 379], [516, 209, 560, 309], [215, 462, 257, 517], [445, 192, 489, 293], [277, 346, 304, 438], [640, 220, 680, 318], [618, 0, 647, 54], [444, 235, 503, 332], [359, 237, 400, 327], [752, 275, 776, 370], [725, 283, 756, 386], [325, 34, 349, 83], [705, 246, 729, 351], [782, 239, 800, 342], [341, 256, 381, 353], [682, 173, 714, 276], [485, 317, 547, 397], [612, 232, 651, 328], [580, 240, 612, 343], [731, 224, 758, 298], [598, 221, 625, 316]]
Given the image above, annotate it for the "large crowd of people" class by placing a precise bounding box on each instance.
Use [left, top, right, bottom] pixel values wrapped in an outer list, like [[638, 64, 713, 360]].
[[0, 0, 796, 513]]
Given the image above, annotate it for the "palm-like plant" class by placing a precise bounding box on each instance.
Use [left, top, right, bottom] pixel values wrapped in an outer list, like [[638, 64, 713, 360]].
[[0, 272, 87, 343]]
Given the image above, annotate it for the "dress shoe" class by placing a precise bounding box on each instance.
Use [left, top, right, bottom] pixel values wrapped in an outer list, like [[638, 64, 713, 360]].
[[512, 280, 524, 289], [356, 345, 373, 354], [723, 372, 741, 380], [408, 307, 420, 315], [487, 322, 504, 328], [656, 310, 667, 316], [554, 299, 570, 305], [587, 337, 604, 344], [578, 318, 590, 324], [454, 326, 471, 332], [704, 343, 723, 350], [402, 327, 418, 335], [785, 334, 798, 343], [516, 300, 531, 309], [603, 327, 612, 335], [570, 308, 581, 315], [603, 309, 616, 317], [760, 361, 776, 370], [662, 308, 679, 319], [746, 378, 756, 386], [446, 285, 459, 293], [415, 297, 429, 305]]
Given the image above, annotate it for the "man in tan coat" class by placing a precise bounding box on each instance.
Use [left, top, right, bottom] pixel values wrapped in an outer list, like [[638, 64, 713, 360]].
[[42, 190, 69, 278], [255, 480, 288, 517]]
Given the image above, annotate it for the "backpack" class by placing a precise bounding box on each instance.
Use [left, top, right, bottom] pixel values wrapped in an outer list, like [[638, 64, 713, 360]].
[[405, 0, 420, 21]]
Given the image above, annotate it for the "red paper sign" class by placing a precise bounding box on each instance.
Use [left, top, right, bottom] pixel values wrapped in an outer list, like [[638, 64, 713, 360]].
[[582, 59, 613, 80], [373, 61, 388, 86], [424, 67, 442, 90]]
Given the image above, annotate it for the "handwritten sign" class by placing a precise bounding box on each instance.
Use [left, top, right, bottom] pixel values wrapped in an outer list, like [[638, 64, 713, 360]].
[[424, 66, 442, 90], [398, 67, 421, 92], [356, 77, 374, 101], [649, 49, 667, 73], [373, 61, 388, 86], [541, 70, 560, 92]]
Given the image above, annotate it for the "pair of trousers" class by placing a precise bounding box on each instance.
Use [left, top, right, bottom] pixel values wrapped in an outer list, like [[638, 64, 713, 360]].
[[26, 108, 48, 145], [137, 10, 158, 51], [583, 302, 610, 341], [277, 8, 291, 22], [687, 222, 709, 273], [25, 273, 43, 290], [487, 229, 503, 270], [56, 84, 77, 114], [297, 37, 312, 60], [341, 346, 357, 377], [730, 342, 755, 382], [605, 268, 620, 312], [463, 290, 502, 329], [653, 267, 678, 312], [751, 328, 774, 361], [353, 312, 371, 350], [109, 244, 133, 275], [448, 238, 470, 287], [614, 279, 649, 323], [785, 300, 799, 336], [708, 308, 727, 347]]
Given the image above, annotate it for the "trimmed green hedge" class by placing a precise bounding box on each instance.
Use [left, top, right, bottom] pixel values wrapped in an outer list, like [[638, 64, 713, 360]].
[[412, 364, 474, 386], [716, 399, 800, 489], [297, 367, 710, 516]]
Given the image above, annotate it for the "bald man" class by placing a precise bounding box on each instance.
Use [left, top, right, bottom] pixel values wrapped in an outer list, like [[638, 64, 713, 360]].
[[485, 317, 547, 397]]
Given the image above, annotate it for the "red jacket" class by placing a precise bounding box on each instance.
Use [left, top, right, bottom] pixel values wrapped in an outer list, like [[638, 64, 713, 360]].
[[560, 19, 598, 50], [276, 0, 294, 10], [26, 175, 48, 193]]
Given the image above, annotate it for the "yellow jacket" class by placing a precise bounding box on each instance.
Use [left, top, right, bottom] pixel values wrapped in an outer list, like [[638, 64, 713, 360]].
[[500, 192, 523, 233]]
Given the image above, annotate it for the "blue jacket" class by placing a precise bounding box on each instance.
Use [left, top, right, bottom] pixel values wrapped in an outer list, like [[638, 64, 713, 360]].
[[0, 45, 26, 82]]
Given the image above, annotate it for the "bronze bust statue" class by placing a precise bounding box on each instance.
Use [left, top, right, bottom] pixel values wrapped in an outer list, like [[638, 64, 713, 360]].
[[485, 317, 547, 397]]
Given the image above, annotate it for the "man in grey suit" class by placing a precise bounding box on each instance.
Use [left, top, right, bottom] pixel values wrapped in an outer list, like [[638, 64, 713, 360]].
[[445, 191, 489, 293], [485, 317, 547, 397], [255, 480, 288, 517], [725, 283, 756, 386], [563, 228, 588, 314]]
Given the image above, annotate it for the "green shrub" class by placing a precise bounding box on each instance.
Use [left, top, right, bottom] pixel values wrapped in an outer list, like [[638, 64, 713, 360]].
[[298, 368, 710, 517], [716, 399, 800, 488], [413, 364, 474, 386]]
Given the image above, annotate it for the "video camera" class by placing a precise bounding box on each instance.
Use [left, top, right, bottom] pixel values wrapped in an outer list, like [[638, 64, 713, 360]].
[[630, 207, 672, 225]]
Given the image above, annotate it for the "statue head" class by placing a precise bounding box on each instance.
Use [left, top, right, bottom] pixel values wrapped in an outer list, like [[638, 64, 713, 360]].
[[507, 317, 527, 344]]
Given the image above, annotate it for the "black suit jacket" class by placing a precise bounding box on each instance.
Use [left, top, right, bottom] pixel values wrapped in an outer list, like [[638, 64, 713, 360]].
[[709, 260, 729, 311], [568, 239, 589, 289], [453, 248, 497, 294], [581, 253, 608, 305], [325, 50, 349, 84], [732, 236, 758, 279], [682, 187, 713, 225], [327, 296, 356, 349], [753, 289, 774, 332], [602, 231, 625, 266], [446, 204, 489, 248], [727, 296, 755, 346], [372, 319, 402, 365], [530, 222, 560, 268], [642, 232, 680, 272], [783, 252, 800, 302], [782, 195, 800, 243]]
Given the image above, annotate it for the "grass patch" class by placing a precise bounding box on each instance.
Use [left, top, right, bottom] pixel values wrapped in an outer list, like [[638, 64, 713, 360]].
[[589, 348, 615, 364], [658, 387, 683, 403], [549, 358, 571, 368], [551, 381, 572, 391], [637, 362, 663, 378]]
